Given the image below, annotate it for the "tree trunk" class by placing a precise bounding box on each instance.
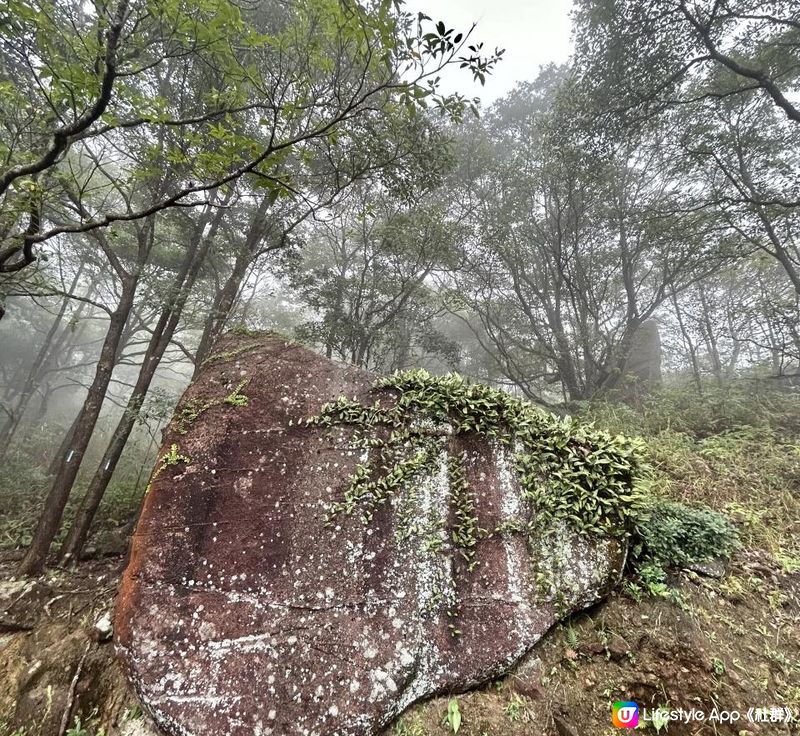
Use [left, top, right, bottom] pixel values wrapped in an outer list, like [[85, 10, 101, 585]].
[[28, 289, 96, 431], [48, 411, 81, 476], [697, 284, 723, 385], [324, 279, 346, 360], [45, 286, 136, 475], [671, 291, 702, 392], [17, 275, 138, 576], [736, 153, 800, 296], [193, 197, 272, 371], [58, 205, 226, 562]]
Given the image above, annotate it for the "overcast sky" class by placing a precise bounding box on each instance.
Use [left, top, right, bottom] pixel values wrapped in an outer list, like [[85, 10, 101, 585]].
[[407, 0, 575, 106]]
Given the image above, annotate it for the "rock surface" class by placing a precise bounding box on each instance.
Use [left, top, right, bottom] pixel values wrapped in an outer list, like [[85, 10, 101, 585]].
[[115, 333, 626, 736]]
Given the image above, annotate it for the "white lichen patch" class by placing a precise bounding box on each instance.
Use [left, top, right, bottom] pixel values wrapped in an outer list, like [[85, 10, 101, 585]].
[[412, 449, 455, 617], [496, 445, 522, 520], [534, 520, 614, 609]]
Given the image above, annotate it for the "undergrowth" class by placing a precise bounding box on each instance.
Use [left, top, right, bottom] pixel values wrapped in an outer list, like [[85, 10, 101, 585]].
[[583, 383, 800, 572], [0, 425, 157, 553], [632, 500, 739, 569]]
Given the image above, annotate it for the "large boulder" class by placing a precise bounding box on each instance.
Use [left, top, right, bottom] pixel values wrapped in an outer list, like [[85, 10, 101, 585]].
[[116, 333, 636, 736]]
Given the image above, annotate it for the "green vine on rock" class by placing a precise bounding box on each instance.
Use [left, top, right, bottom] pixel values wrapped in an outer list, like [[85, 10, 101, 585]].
[[173, 379, 251, 434], [146, 443, 192, 493], [200, 342, 261, 368], [308, 370, 649, 627], [335, 444, 437, 524], [160, 443, 192, 468], [175, 399, 215, 434], [447, 453, 482, 572], [310, 369, 648, 541], [223, 379, 250, 407]]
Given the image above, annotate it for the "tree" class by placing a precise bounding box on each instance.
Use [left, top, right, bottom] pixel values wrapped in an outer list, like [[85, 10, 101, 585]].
[[55, 193, 230, 563], [0, 0, 502, 282], [447, 73, 725, 401], [676, 87, 800, 294], [663, 255, 799, 382], [572, 0, 800, 134], [0, 261, 88, 452], [286, 182, 460, 371], [10, 0, 503, 574], [15, 167, 172, 574]]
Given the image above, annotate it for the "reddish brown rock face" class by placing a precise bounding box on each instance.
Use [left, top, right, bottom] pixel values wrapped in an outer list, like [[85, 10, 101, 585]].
[[115, 333, 625, 736]]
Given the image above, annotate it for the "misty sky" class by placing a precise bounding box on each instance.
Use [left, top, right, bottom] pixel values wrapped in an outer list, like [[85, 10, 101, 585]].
[[407, 0, 575, 105]]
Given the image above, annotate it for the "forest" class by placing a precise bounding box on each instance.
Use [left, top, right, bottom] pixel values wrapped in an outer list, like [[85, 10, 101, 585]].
[[0, 1, 799, 735]]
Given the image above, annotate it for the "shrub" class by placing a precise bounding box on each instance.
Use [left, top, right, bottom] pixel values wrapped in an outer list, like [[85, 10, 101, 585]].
[[631, 500, 739, 570], [582, 383, 800, 566]]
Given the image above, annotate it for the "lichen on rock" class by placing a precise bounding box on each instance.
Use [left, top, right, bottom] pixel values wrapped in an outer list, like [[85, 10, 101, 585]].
[[115, 333, 643, 736]]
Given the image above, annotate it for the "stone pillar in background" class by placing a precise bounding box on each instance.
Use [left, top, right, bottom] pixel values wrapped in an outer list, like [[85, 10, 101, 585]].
[[623, 319, 662, 395]]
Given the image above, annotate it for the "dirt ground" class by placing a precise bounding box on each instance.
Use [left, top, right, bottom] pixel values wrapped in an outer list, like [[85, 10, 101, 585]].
[[1, 544, 798, 736], [0, 553, 147, 736]]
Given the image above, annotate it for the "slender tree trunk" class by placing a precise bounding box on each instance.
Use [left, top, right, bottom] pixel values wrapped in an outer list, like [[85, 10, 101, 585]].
[[390, 323, 412, 372], [324, 280, 346, 360], [766, 323, 782, 376], [193, 251, 250, 371], [0, 265, 86, 455], [697, 284, 723, 385], [28, 291, 95, 431], [354, 328, 371, 368], [47, 411, 80, 475], [672, 291, 702, 392], [45, 288, 135, 475], [724, 306, 741, 381], [193, 197, 272, 371], [759, 218, 800, 296], [17, 275, 138, 576], [58, 205, 226, 562], [736, 152, 800, 295]]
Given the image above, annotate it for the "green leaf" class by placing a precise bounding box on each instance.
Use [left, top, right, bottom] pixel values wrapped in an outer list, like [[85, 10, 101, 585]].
[[447, 699, 461, 733]]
